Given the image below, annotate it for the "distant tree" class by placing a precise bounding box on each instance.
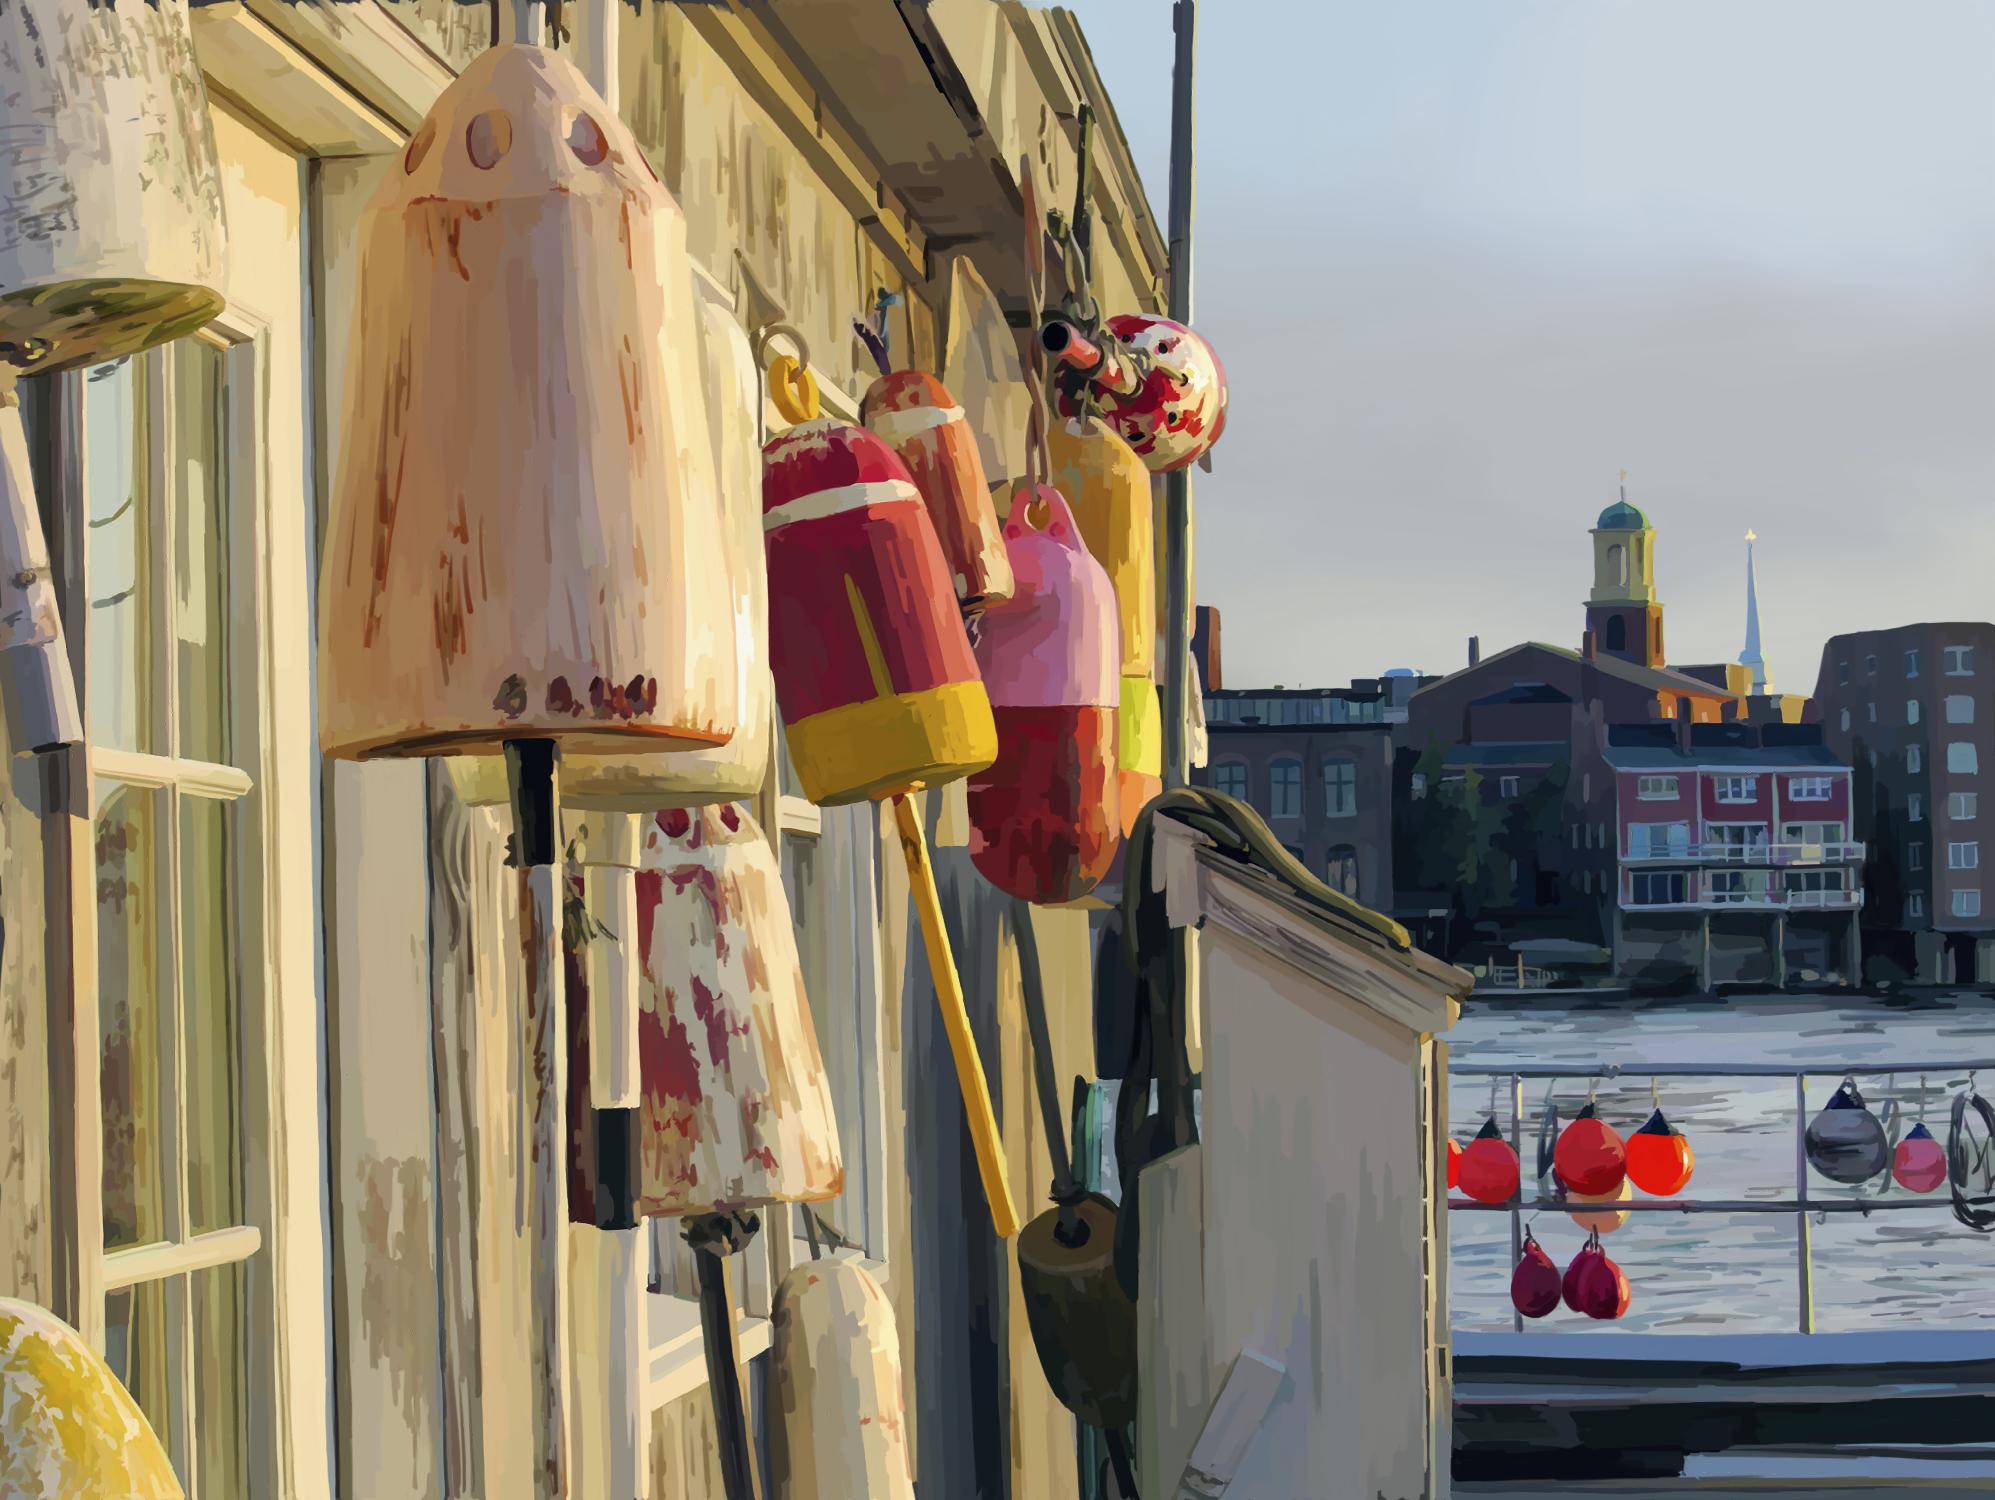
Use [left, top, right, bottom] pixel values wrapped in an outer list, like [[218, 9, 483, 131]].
[[1494, 760, 1571, 909]]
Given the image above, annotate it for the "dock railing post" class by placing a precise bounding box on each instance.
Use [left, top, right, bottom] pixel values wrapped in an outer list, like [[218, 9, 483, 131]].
[[1794, 1071, 1814, 1333], [1510, 1072, 1524, 1334]]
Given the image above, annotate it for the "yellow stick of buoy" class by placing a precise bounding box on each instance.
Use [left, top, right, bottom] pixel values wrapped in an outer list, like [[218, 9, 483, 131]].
[[892, 790, 1021, 1238]]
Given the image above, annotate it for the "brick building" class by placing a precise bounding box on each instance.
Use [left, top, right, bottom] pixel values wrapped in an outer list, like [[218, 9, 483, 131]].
[[1813, 623, 1995, 983]]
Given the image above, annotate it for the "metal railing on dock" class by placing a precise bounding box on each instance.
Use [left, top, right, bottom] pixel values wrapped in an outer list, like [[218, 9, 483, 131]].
[[1449, 1060, 1995, 1334]]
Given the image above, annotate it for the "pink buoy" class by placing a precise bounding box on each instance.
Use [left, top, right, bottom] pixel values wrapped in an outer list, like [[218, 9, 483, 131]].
[[967, 485, 1121, 903]]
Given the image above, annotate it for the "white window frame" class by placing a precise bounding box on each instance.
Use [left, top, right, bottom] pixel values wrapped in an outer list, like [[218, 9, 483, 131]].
[[1787, 776, 1832, 802], [1498, 775, 1521, 800], [1909, 793, 1925, 822], [1908, 892, 1926, 919], [45, 317, 280, 1491], [1714, 774, 1759, 803], [1947, 695, 1976, 724], [1950, 842, 1980, 871], [1909, 745, 1924, 774], [1945, 645, 1974, 677], [1954, 889, 1982, 919], [1949, 742, 1979, 775], [1636, 774, 1678, 800], [1909, 699, 1921, 725], [1906, 648, 1921, 678], [1950, 792, 1978, 822], [1909, 842, 1926, 871]]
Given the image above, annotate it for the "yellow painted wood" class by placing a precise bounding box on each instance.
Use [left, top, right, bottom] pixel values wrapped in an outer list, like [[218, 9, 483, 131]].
[[0, 1299, 181, 1499], [890, 793, 1020, 1239], [1049, 416, 1155, 678]]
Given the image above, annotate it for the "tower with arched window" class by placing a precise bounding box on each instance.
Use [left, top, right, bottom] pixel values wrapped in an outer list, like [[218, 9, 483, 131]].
[[1586, 482, 1665, 668]]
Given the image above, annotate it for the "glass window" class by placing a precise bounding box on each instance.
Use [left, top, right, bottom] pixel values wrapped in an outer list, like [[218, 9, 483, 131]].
[[1949, 842, 1979, 870], [1947, 695, 1976, 724], [1706, 869, 1773, 903], [1950, 792, 1978, 821], [1954, 889, 1981, 919], [1714, 775, 1759, 803], [1788, 776, 1832, 801], [1908, 745, 1923, 774], [1213, 760, 1248, 801], [1630, 822, 1690, 858], [1498, 775, 1520, 799], [1325, 845, 1359, 898], [1909, 793, 1925, 822], [1909, 842, 1926, 871], [1636, 775, 1678, 800], [1949, 742, 1979, 775], [1838, 661, 1850, 684], [1909, 699, 1921, 725], [1945, 645, 1974, 676], [1322, 759, 1356, 817], [1410, 772, 1428, 801], [1908, 892, 1926, 918], [1630, 871, 1687, 905], [80, 338, 258, 1487], [1838, 708, 1850, 731], [1865, 655, 1878, 674], [1267, 757, 1302, 819], [1907, 649, 1921, 677]]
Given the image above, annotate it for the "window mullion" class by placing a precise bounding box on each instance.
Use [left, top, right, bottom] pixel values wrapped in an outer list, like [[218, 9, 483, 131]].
[[150, 345, 198, 1486]]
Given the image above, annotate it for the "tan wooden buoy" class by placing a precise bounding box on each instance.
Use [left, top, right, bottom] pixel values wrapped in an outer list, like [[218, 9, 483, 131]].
[[317, 43, 737, 762], [769, 1258, 915, 1500], [445, 270, 771, 809]]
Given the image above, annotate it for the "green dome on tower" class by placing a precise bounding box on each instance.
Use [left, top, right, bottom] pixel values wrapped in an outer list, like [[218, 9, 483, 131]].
[[1596, 498, 1650, 530]]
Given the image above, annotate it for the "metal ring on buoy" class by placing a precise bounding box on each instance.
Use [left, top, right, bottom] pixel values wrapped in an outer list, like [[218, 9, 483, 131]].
[[769, 355, 820, 424]]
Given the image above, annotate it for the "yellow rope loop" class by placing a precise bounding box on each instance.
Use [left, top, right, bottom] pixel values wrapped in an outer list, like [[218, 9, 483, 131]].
[[768, 355, 820, 425]]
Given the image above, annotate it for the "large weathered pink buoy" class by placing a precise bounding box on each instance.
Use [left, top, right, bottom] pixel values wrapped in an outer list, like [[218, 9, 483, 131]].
[[968, 485, 1121, 903]]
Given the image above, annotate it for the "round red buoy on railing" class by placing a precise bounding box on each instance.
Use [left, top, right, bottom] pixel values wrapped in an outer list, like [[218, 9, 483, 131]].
[[1554, 1101, 1627, 1197], [1460, 1118, 1520, 1205], [1626, 1106, 1696, 1196], [1893, 1121, 1947, 1193], [1510, 1230, 1562, 1320]]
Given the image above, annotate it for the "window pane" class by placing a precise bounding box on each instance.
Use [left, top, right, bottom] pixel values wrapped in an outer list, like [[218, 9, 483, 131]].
[[193, 1260, 251, 1499], [182, 795, 242, 1236], [175, 340, 231, 766], [98, 782, 166, 1250], [85, 358, 155, 753], [102, 1279, 174, 1469]]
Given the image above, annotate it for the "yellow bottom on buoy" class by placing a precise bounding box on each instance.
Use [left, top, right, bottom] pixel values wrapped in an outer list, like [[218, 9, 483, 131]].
[[0, 1299, 181, 1499], [786, 681, 996, 807], [1117, 675, 1163, 834]]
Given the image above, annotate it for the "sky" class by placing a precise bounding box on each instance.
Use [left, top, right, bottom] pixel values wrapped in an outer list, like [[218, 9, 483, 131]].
[[1063, 0, 1995, 695]]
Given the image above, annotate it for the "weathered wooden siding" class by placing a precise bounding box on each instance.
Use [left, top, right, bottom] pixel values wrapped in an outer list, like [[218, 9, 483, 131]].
[[0, 719, 53, 1305]]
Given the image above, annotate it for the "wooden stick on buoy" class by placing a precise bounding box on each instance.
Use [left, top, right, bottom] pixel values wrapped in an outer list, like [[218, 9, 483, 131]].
[[505, 739, 573, 1499], [892, 791, 1021, 1239]]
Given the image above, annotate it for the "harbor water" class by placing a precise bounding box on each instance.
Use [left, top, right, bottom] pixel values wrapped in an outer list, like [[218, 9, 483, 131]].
[[1447, 991, 1995, 1335]]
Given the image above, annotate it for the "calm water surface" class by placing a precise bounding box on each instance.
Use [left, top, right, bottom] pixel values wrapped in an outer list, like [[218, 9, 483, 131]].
[[1447, 992, 1995, 1335]]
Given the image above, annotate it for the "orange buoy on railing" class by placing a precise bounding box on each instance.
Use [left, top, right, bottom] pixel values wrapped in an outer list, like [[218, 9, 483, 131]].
[[1627, 1106, 1696, 1196]]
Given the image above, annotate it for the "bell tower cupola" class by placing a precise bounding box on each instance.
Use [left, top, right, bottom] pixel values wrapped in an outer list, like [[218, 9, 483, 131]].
[[1585, 473, 1665, 667]]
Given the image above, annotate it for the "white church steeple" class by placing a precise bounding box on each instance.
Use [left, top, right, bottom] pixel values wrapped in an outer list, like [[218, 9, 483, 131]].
[[1739, 529, 1769, 695]]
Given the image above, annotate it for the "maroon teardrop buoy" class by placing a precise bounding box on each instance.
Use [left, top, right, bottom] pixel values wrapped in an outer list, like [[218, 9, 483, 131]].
[[1554, 1101, 1627, 1196], [1573, 1233, 1632, 1320], [1459, 1117, 1520, 1205], [1510, 1230, 1562, 1319], [1892, 1121, 1947, 1194], [1561, 1237, 1603, 1314], [1625, 1106, 1695, 1196]]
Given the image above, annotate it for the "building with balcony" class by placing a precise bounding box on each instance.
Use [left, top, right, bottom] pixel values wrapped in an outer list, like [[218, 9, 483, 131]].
[[1813, 622, 1995, 984], [1596, 722, 1864, 987]]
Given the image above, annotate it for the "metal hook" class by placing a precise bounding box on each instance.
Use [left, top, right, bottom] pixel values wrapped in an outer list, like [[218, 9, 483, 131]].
[[1651, 1076, 1661, 1110]]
